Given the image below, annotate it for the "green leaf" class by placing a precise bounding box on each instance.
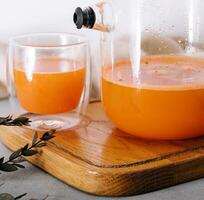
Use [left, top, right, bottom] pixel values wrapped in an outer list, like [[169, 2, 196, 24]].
[[35, 142, 46, 147], [22, 149, 38, 157], [0, 193, 14, 200], [0, 117, 6, 124], [13, 157, 26, 164], [22, 144, 29, 151], [0, 163, 18, 172], [41, 129, 56, 141], [0, 116, 12, 124], [14, 193, 27, 199], [41, 134, 55, 141], [0, 116, 31, 126], [9, 149, 22, 161], [0, 116, 12, 126], [14, 164, 25, 169], [0, 157, 4, 164], [32, 131, 38, 146], [12, 117, 31, 126]]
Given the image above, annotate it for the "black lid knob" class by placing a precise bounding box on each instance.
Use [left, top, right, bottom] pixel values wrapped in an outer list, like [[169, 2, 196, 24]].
[[73, 7, 96, 29]]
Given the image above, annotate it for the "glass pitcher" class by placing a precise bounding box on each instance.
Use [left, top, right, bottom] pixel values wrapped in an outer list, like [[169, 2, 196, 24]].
[[74, 0, 204, 140]]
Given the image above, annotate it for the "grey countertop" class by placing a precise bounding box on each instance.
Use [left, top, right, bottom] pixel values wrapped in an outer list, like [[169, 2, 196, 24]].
[[0, 98, 204, 200]]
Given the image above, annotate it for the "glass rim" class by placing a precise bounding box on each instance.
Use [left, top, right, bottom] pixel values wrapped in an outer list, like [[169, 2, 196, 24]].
[[9, 32, 88, 49]]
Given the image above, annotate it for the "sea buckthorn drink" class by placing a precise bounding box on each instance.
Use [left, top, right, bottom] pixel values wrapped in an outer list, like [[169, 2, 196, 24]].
[[8, 33, 90, 131], [14, 58, 85, 114], [102, 56, 204, 140]]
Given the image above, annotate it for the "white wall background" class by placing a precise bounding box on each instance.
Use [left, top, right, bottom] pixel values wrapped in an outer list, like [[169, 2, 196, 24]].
[[0, 0, 98, 42], [0, 0, 101, 99], [0, 0, 204, 99]]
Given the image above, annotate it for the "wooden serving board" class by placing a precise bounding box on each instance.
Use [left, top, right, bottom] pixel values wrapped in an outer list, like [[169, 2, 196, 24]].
[[1, 103, 204, 196]]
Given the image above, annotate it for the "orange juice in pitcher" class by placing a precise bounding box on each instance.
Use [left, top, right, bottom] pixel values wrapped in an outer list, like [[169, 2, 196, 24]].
[[102, 56, 204, 140]]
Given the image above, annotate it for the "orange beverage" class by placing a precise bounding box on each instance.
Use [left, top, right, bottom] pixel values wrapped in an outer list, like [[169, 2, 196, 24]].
[[102, 56, 204, 140], [14, 57, 85, 114]]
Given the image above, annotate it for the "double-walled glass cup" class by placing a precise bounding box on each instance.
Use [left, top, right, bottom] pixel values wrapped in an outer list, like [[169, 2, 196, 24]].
[[8, 33, 90, 131]]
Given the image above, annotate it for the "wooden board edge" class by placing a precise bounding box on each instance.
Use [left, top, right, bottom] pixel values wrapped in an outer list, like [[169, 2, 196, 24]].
[[1, 126, 204, 196]]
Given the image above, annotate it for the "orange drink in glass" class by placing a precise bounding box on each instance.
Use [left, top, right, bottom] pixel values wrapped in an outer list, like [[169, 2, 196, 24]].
[[9, 33, 90, 131]]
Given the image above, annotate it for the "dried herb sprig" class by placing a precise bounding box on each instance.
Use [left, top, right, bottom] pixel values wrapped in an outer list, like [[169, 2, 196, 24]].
[[0, 116, 31, 126], [0, 116, 55, 199], [0, 192, 27, 200], [0, 129, 56, 172]]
